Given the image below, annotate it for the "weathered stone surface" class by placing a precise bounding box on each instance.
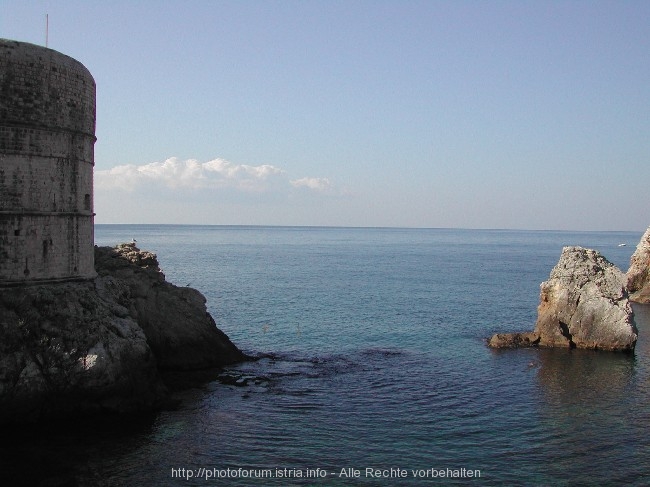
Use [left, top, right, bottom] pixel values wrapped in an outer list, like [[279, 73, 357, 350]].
[[0, 39, 96, 284], [95, 243, 245, 370], [489, 246, 637, 352], [627, 227, 650, 303], [534, 247, 636, 351], [0, 243, 245, 423], [0, 280, 164, 423]]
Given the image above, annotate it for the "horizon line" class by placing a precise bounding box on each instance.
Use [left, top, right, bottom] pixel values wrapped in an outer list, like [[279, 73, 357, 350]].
[[93, 222, 646, 234]]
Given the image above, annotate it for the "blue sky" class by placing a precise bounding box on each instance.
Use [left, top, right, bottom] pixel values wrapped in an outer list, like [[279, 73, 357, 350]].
[[2, 1, 649, 230]]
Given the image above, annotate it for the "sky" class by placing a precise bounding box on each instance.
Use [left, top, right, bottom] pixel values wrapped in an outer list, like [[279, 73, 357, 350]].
[[2, 1, 649, 231]]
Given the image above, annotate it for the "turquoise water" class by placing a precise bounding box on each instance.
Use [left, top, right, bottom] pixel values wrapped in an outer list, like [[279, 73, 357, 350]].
[[7, 226, 650, 485]]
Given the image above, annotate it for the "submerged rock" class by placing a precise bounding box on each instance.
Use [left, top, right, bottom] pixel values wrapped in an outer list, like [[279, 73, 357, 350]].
[[488, 331, 539, 349], [627, 227, 650, 304], [489, 246, 637, 352], [0, 243, 245, 423]]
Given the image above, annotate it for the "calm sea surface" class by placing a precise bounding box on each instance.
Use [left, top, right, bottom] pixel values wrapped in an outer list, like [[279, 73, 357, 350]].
[[6, 226, 650, 485]]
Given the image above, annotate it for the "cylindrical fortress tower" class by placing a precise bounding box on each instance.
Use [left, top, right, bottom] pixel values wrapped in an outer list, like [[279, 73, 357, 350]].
[[0, 39, 96, 284]]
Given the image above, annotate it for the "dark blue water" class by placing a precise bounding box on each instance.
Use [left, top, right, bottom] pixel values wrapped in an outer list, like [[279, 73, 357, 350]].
[[9, 226, 650, 485]]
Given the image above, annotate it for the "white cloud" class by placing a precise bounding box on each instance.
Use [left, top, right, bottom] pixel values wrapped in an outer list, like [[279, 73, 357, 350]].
[[290, 177, 332, 192], [95, 157, 287, 192], [94, 157, 357, 224]]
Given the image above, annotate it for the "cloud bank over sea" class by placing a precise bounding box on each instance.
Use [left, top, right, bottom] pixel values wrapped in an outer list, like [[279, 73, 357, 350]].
[[94, 157, 346, 225], [96, 157, 333, 194]]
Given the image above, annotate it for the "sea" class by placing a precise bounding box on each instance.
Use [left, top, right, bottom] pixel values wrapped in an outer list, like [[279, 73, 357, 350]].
[[4, 225, 650, 486]]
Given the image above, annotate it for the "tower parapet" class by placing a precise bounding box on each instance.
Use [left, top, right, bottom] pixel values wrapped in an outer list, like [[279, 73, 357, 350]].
[[0, 39, 96, 284]]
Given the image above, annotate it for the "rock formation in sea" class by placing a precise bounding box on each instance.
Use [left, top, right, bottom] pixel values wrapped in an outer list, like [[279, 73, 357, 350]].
[[626, 227, 650, 304], [489, 246, 637, 352], [0, 244, 245, 424]]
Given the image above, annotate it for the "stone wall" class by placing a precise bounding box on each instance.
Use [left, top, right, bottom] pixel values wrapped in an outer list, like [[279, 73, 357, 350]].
[[0, 39, 96, 283]]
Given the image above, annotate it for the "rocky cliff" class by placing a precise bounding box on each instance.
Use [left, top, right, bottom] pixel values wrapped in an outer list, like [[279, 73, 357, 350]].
[[627, 227, 650, 303], [489, 246, 637, 352], [0, 244, 245, 423], [94, 244, 244, 370]]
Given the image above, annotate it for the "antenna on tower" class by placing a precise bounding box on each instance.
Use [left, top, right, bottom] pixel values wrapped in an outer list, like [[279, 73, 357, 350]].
[[45, 14, 49, 47]]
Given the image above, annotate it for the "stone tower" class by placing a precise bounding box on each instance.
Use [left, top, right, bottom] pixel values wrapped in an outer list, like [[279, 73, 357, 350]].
[[0, 39, 96, 284]]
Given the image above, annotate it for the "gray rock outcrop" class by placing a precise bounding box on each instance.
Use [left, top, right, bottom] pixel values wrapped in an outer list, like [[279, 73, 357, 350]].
[[94, 244, 245, 370], [0, 279, 164, 422], [0, 243, 245, 423], [627, 227, 650, 303], [489, 246, 637, 352]]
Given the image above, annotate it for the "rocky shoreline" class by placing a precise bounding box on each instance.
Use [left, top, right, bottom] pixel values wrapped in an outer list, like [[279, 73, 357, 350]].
[[0, 243, 246, 424], [2, 228, 649, 423]]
